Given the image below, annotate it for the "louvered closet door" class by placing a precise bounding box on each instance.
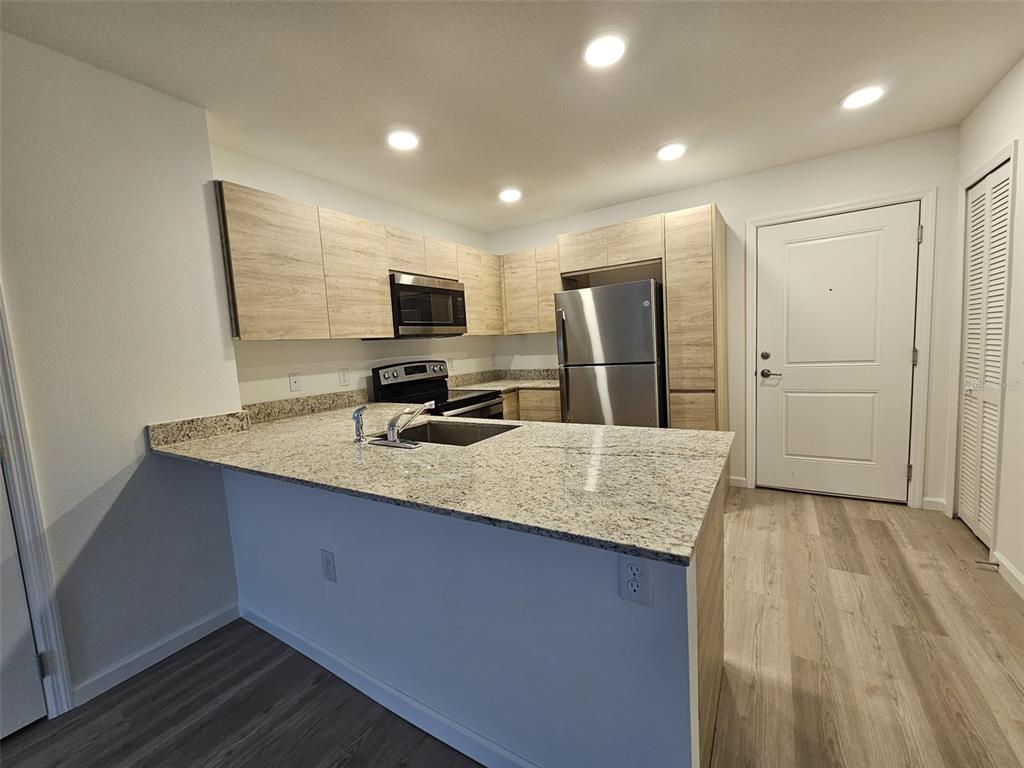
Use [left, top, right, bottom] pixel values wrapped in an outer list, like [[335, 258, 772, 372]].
[[957, 160, 1012, 545]]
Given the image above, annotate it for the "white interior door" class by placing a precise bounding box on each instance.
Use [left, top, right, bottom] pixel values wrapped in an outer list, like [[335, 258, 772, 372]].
[[756, 202, 920, 501], [957, 161, 1012, 546], [1, 463, 47, 737]]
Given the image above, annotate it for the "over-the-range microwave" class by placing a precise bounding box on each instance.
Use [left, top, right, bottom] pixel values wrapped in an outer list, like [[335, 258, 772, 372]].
[[389, 272, 467, 337]]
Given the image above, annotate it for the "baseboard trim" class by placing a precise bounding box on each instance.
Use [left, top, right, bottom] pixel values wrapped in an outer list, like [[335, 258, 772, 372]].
[[73, 603, 238, 706], [921, 496, 947, 513], [729, 475, 747, 488], [992, 551, 1024, 601], [240, 605, 540, 768]]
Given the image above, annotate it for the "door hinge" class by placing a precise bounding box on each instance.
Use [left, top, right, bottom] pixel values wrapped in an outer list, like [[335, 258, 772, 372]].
[[917, 225, 924, 244], [912, 348, 919, 366], [0, 434, 7, 463], [907, 464, 913, 481], [36, 651, 50, 679]]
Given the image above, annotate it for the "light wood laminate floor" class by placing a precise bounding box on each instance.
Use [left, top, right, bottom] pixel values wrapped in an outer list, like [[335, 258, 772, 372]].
[[2, 488, 1021, 767], [711, 488, 1024, 768]]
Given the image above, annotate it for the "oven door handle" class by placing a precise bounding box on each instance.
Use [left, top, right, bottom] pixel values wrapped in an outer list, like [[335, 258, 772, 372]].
[[444, 397, 504, 417]]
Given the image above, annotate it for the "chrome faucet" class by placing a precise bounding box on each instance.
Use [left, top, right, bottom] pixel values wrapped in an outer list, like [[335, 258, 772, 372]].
[[386, 400, 434, 442], [369, 400, 435, 449], [352, 405, 368, 444]]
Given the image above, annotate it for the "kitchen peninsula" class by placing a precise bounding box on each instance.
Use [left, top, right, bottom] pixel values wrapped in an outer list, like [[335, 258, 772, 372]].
[[149, 404, 732, 768]]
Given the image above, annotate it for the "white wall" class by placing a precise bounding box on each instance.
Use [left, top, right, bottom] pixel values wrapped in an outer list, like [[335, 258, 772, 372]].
[[211, 145, 526, 402], [958, 58, 1024, 592], [0, 33, 241, 701], [226, 470, 693, 768], [490, 129, 961, 500]]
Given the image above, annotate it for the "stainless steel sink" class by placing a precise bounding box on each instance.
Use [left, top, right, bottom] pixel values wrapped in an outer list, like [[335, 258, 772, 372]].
[[399, 421, 520, 446]]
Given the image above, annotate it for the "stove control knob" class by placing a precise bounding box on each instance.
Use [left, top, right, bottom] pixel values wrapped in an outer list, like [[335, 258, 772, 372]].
[[382, 371, 390, 380], [392, 369, 399, 378], [440, 363, 446, 371], [432, 365, 438, 372]]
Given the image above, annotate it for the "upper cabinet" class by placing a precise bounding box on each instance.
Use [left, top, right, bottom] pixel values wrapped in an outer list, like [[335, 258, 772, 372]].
[[457, 246, 505, 336], [558, 226, 607, 273], [216, 181, 330, 340], [664, 203, 728, 430], [558, 214, 664, 274], [606, 215, 664, 267], [425, 237, 459, 280], [319, 208, 392, 339], [385, 226, 426, 273], [501, 244, 562, 335], [503, 250, 541, 334], [535, 244, 561, 333]]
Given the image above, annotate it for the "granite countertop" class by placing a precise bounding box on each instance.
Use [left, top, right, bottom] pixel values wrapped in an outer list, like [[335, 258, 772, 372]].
[[151, 404, 733, 565], [458, 379, 559, 393]]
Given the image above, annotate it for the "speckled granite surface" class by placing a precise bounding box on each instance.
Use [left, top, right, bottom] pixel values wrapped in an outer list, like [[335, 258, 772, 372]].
[[148, 411, 250, 447], [448, 368, 558, 387], [458, 379, 559, 393], [245, 389, 369, 424], [152, 404, 733, 565]]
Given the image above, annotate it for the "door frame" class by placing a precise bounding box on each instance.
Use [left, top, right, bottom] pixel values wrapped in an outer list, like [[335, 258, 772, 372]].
[[0, 289, 74, 717], [944, 140, 1018, 533], [744, 188, 938, 509]]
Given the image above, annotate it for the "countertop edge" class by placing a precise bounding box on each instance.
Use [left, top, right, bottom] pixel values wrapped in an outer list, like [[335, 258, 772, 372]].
[[152, 443, 697, 566]]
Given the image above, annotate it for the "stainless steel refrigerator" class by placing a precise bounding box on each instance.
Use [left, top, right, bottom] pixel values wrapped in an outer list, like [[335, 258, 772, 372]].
[[554, 279, 667, 427]]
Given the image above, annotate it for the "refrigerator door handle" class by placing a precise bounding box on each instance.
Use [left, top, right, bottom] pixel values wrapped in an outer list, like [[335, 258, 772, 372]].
[[555, 308, 567, 365], [559, 367, 570, 422]]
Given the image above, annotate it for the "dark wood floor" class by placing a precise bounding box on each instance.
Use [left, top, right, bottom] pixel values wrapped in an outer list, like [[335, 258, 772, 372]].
[[0, 619, 480, 768]]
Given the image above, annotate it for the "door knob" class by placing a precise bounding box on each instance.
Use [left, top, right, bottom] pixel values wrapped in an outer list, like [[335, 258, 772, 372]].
[[760, 368, 782, 379]]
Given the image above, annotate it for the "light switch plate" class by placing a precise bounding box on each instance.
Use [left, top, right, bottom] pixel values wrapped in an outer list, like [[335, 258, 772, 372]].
[[338, 369, 350, 387], [288, 372, 301, 392]]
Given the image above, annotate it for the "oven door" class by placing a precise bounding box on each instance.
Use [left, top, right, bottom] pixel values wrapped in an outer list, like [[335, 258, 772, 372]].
[[443, 397, 504, 420], [390, 273, 467, 337]]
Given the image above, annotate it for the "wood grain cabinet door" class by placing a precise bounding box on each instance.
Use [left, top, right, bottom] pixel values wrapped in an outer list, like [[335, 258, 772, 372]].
[[425, 237, 459, 280], [669, 392, 718, 430], [502, 391, 520, 420], [385, 226, 427, 274], [558, 227, 607, 273], [535, 244, 561, 333], [481, 252, 506, 335], [456, 245, 484, 335], [606, 214, 664, 266], [502, 250, 540, 334], [519, 390, 561, 422], [218, 181, 330, 340], [319, 208, 393, 339], [665, 205, 715, 390]]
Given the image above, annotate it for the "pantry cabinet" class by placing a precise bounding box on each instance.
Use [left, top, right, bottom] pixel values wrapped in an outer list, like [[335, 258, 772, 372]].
[[216, 181, 330, 340], [664, 203, 728, 430]]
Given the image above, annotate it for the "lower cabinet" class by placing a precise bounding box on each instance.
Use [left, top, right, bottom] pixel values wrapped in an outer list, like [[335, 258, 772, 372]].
[[669, 392, 719, 431], [502, 391, 520, 420], [519, 390, 561, 422]]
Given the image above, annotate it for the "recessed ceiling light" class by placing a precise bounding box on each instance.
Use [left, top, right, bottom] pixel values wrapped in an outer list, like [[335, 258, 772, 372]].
[[583, 34, 626, 68], [841, 85, 885, 110], [386, 129, 419, 151], [499, 187, 522, 204], [657, 143, 686, 162]]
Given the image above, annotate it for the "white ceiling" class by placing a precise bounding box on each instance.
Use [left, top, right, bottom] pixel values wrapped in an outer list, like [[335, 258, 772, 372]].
[[3, 2, 1022, 233]]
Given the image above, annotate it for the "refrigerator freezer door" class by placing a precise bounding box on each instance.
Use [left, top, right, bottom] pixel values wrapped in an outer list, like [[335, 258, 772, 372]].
[[555, 280, 659, 366], [561, 364, 663, 427]]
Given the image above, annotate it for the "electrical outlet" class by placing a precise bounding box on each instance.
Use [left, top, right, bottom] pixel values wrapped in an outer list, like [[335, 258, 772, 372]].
[[618, 556, 652, 606], [289, 372, 302, 392], [338, 369, 350, 387], [321, 549, 337, 583]]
